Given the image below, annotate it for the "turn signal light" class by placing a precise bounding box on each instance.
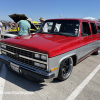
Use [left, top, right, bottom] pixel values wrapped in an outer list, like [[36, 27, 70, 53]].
[[51, 67, 58, 71]]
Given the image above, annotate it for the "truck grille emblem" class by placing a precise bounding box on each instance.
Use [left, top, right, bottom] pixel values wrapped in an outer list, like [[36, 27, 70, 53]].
[[15, 53, 19, 58]]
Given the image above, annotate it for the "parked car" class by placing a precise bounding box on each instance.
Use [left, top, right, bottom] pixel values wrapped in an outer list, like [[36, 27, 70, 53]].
[[35, 24, 41, 29], [1, 13, 38, 39], [0, 18, 100, 82]]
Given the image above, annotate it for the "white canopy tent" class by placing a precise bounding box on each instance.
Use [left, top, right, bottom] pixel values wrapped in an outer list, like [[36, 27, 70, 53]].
[[84, 17, 99, 21]]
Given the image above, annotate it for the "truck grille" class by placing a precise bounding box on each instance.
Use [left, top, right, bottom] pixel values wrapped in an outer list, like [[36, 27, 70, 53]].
[[1, 44, 48, 71], [7, 53, 33, 67], [7, 46, 33, 58]]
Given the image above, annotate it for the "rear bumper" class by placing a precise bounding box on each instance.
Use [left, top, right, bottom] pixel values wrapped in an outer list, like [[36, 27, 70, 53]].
[[0, 55, 55, 81]]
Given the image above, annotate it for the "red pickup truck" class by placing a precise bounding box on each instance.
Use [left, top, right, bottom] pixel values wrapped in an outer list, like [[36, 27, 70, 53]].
[[0, 18, 100, 82]]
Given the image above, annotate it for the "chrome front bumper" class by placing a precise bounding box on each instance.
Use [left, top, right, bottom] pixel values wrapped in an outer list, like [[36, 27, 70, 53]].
[[0, 55, 55, 82]]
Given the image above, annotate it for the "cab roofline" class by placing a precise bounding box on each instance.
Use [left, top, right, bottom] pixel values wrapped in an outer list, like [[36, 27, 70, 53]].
[[46, 18, 100, 22]]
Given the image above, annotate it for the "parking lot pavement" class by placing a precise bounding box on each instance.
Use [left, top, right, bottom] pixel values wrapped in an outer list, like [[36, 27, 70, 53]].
[[0, 54, 100, 100]]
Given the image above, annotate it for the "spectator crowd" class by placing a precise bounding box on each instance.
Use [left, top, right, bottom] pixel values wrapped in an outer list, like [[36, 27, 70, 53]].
[[0, 21, 16, 30]]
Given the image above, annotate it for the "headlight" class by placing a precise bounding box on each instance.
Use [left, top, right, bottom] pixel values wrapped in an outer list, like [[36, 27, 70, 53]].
[[1, 50, 7, 55], [34, 62, 40, 67], [1, 44, 6, 49], [41, 55, 47, 60], [34, 62, 46, 69], [40, 64, 46, 68], [34, 54, 40, 59]]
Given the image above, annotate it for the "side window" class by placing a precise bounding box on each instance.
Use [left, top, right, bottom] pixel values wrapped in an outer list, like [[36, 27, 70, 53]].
[[81, 22, 91, 36], [96, 24, 100, 33], [90, 23, 97, 34], [47, 22, 53, 32]]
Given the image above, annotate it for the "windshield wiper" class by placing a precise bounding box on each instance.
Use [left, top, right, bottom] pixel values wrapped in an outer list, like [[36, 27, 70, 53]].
[[42, 32, 48, 34], [36, 32, 48, 34], [53, 32, 69, 37]]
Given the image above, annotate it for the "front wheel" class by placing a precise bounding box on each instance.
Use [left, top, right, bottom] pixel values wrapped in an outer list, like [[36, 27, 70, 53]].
[[58, 57, 73, 81]]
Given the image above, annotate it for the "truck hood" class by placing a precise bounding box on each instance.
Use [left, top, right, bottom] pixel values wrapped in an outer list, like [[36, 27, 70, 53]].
[[9, 13, 37, 30], [1, 33, 80, 57]]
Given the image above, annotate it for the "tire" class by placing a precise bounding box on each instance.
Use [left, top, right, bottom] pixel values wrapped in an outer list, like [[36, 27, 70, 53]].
[[94, 47, 100, 55], [58, 57, 73, 81]]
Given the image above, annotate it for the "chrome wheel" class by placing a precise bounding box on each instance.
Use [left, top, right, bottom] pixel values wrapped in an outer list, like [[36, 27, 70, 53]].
[[58, 57, 73, 81]]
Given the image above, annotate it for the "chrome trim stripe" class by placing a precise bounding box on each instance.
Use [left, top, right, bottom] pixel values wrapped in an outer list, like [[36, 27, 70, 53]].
[[77, 48, 98, 63], [19, 55, 47, 64], [1, 48, 15, 54]]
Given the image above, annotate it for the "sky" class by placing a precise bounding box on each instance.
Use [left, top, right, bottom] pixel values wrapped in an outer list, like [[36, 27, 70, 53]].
[[0, 0, 100, 22]]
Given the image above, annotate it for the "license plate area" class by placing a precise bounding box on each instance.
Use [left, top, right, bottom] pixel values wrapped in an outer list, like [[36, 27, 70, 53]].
[[10, 62, 19, 73]]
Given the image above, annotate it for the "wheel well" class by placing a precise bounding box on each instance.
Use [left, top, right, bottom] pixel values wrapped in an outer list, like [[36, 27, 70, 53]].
[[71, 55, 77, 66]]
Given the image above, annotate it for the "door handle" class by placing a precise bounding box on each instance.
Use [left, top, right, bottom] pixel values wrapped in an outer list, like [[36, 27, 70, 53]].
[[90, 37, 93, 39], [97, 36, 99, 37]]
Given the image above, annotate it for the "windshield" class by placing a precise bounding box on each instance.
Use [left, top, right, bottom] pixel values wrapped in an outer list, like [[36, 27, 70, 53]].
[[37, 20, 80, 37]]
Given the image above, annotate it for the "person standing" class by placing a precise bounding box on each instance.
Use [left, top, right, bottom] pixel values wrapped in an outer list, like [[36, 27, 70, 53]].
[[8, 21, 12, 30], [16, 18, 32, 36], [4, 21, 7, 30], [0, 21, 3, 38], [39, 17, 48, 32], [39, 17, 45, 24]]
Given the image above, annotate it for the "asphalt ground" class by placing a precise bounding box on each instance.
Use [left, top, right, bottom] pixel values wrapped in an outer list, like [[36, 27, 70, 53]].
[[0, 28, 100, 100]]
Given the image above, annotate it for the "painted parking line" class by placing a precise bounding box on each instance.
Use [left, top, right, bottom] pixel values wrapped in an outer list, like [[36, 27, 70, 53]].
[[0, 64, 34, 98], [0, 64, 7, 100], [66, 64, 100, 100]]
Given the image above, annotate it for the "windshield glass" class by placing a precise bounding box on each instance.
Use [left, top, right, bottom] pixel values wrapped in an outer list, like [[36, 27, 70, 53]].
[[37, 20, 80, 37]]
